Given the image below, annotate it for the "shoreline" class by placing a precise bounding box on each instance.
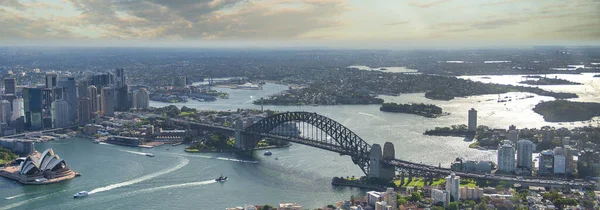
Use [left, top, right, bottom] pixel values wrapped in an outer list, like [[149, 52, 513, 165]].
[[185, 144, 291, 153]]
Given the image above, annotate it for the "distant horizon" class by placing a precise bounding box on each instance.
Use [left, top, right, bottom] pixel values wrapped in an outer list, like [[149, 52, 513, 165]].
[[0, 0, 598, 49]]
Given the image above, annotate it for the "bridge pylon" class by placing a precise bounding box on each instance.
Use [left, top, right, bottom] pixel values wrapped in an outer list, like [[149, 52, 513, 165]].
[[381, 142, 396, 180], [234, 120, 245, 150], [369, 144, 382, 178]]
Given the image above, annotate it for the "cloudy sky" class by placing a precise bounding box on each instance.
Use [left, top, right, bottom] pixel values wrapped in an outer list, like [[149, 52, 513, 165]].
[[0, 0, 599, 48]]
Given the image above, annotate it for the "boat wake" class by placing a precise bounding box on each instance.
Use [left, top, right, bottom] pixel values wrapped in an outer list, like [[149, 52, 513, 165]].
[[126, 180, 217, 196], [197, 155, 259, 164], [356, 112, 389, 123], [1, 190, 67, 210], [119, 149, 148, 156], [88, 157, 189, 195], [4, 193, 33, 200]]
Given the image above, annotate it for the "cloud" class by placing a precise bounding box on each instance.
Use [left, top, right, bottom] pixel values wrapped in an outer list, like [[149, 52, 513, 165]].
[[407, 0, 449, 8], [384, 21, 409, 26]]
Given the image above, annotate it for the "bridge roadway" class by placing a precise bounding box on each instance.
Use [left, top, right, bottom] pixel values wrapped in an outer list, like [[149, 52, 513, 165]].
[[178, 120, 596, 188]]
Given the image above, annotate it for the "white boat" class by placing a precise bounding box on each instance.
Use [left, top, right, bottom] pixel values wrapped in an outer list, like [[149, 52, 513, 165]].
[[73, 191, 88, 198], [215, 174, 228, 182], [35, 178, 48, 182], [145, 153, 155, 157]]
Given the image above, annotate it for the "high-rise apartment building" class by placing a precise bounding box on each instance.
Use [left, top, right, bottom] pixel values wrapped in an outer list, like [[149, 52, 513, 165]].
[[445, 173, 460, 201], [468, 108, 477, 132], [497, 140, 515, 173], [516, 140, 534, 171]]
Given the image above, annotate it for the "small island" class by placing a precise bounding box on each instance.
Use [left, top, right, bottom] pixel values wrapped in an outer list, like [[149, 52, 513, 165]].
[[533, 100, 600, 122], [519, 77, 581, 85], [379, 102, 447, 118], [424, 124, 474, 137]]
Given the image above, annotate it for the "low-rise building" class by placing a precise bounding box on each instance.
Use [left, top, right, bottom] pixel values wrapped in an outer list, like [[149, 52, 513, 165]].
[[278, 203, 302, 210], [367, 191, 383, 207], [459, 186, 484, 200], [375, 201, 393, 210]]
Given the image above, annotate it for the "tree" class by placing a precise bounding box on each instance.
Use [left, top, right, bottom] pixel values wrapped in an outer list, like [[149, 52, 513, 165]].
[[409, 192, 421, 202], [327, 204, 335, 209], [582, 200, 595, 209], [261, 205, 274, 210], [397, 197, 407, 206], [431, 206, 445, 210], [476, 202, 489, 210], [446, 202, 459, 210]]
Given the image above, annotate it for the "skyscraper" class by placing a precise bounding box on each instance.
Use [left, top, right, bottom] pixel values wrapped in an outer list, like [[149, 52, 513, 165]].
[[115, 85, 129, 111], [51, 99, 70, 128], [23, 87, 43, 130], [516, 139, 534, 173], [77, 81, 89, 98], [11, 98, 23, 121], [115, 68, 126, 88], [132, 88, 149, 109], [4, 78, 16, 94], [78, 97, 91, 123], [91, 73, 114, 88], [87, 85, 98, 113], [497, 140, 515, 173], [58, 77, 77, 122], [45, 73, 57, 88], [468, 108, 477, 132], [445, 172, 460, 201], [0, 100, 10, 124], [101, 87, 115, 116]]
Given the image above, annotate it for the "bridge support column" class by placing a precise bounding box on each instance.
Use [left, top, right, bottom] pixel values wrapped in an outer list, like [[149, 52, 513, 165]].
[[400, 172, 405, 186], [234, 120, 245, 150], [408, 169, 413, 183], [381, 142, 396, 181], [369, 144, 382, 178]]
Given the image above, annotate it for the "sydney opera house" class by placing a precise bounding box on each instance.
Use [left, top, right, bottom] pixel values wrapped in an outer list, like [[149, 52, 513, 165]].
[[0, 148, 78, 184]]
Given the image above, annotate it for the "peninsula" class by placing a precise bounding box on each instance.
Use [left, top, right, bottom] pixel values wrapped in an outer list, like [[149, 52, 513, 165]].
[[519, 77, 581, 85], [533, 100, 600, 122], [379, 102, 446, 118]]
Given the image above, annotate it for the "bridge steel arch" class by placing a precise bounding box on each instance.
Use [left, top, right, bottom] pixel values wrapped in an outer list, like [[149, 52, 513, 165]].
[[242, 112, 372, 175]]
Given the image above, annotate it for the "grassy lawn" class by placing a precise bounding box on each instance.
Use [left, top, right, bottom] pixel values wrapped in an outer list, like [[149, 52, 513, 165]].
[[393, 178, 477, 188], [468, 141, 479, 148], [178, 111, 195, 117], [184, 148, 199, 152], [0, 159, 10, 165]]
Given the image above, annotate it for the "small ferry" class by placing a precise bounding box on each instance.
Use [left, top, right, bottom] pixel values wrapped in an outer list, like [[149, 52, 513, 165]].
[[145, 153, 155, 157], [263, 151, 272, 156], [73, 191, 88, 198], [215, 174, 228, 182]]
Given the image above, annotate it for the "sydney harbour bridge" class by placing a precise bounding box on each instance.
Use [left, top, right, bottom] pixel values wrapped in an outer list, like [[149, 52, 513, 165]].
[[171, 111, 595, 188]]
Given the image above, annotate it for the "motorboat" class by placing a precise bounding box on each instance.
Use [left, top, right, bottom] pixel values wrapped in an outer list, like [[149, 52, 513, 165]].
[[145, 153, 155, 157], [263, 151, 272, 156], [93, 140, 100, 144], [215, 174, 228, 182], [73, 191, 88, 198]]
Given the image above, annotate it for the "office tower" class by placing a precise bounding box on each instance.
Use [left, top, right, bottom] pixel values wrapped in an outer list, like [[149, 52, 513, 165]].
[[0, 100, 10, 124], [51, 99, 70, 128], [497, 140, 515, 173], [91, 73, 114, 88], [77, 81, 89, 98], [42, 87, 62, 116], [4, 78, 16, 94], [539, 150, 554, 175], [445, 172, 460, 201], [57, 77, 77, 122], [96, 94, 102, 113], [45, 73, 57, 88], [516, 140, 534, 172], [87, 85, 98, 113], [11, 98, 23, 121], [507, 130, 518, 144], [78, 97, 91, 123], [101, 87, 115, 116], [468, 108, 477, 132], [23, 87, 43, 130], [132, 88, 149, 109], [115, 68, 125, 88], [115, 85, 129, 111], [554, 154, 566, 174]]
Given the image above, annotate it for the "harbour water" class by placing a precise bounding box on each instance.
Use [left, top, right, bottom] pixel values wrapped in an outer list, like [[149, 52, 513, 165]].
[[1, 74, 598, 209]]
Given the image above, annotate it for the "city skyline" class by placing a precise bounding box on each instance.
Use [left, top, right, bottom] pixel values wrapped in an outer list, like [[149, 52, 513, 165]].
[[0, 0, 599, 49]]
